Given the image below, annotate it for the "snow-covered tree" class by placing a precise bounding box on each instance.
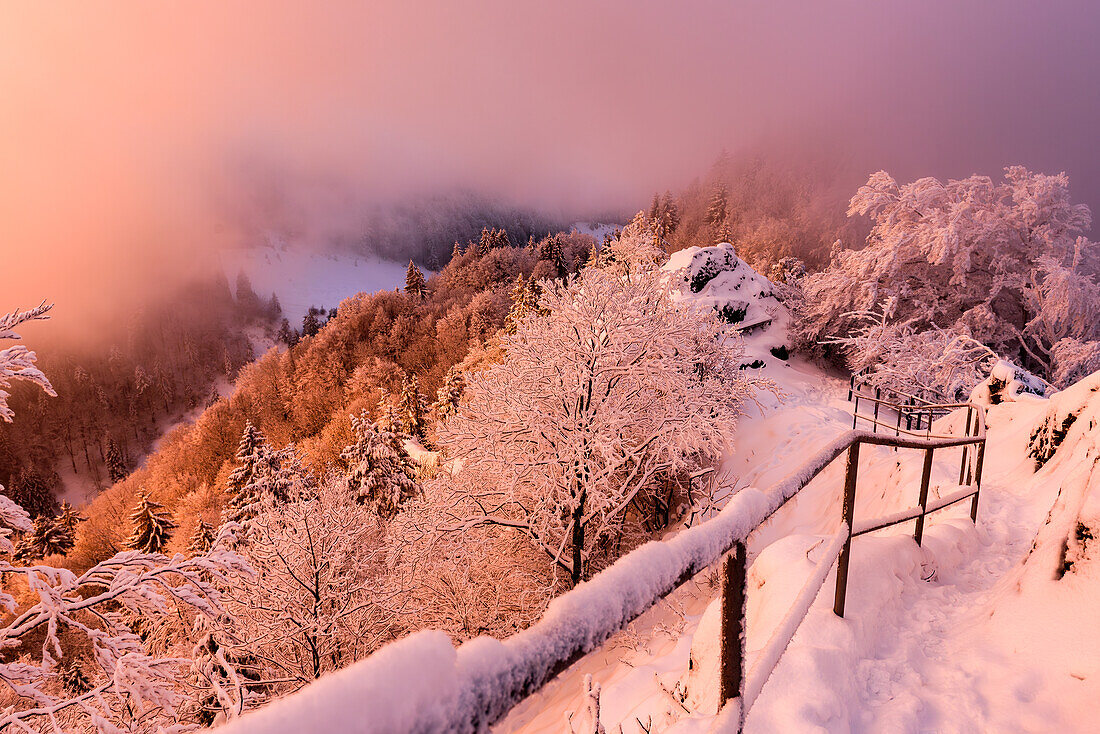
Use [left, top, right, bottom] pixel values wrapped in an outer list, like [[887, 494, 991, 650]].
[[435, 265, 768, 583], [224, 422, 267, 523], [127, 492, 177, 553], [405, 260, 427, 298], [433, 366, 465, 422], [55, 501, 85, 538], [341, 410, 419, 517], [189, 520, 217, 555], [504, 274, 541, 334], [398, 373, 429, 442], [221, 478, 399, 693], [599, 213, 667, 275], [797, 167, 1100, 391], [706, 183, 728, 228], [13, 514, 74, 560], [0, 302, 253, 732], [0, 518, 249, 732], [0, 301, 55, 423]]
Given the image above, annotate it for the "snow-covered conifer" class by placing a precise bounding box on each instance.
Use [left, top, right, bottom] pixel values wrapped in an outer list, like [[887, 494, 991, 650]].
[[433, 366, 465, 422], [127, 492, 177, 553], [399, 373, 429, 441], [190, 520, 218, 555], [341, 410, 419, 516], [405, 260, 427, 298]]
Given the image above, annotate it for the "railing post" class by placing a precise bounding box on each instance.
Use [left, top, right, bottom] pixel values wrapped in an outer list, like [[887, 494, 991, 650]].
[[719, 541, 747, 726], [958, 407, 974, 486], [847, 374, 854, 402], [833, 442, 859, 618], [913, 447, 935, 547], [970, 440, 985, 523], [852, 392, 860, 429], [872, 389, 881, 432], [905, 397, 913, 431]]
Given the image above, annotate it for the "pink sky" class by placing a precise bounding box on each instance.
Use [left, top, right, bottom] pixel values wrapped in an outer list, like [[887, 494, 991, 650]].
[[2, 1, 1098, 329]]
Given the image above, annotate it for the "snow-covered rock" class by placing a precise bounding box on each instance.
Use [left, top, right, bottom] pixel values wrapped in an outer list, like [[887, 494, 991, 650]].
[[663, 243, 790, 369]]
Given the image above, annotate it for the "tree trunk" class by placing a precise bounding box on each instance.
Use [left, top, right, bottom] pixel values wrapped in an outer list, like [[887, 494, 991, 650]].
[[571, 490, 585, 585]]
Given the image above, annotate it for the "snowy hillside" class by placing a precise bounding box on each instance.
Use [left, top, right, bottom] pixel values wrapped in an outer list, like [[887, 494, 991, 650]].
[[220, 244, 411, 323]]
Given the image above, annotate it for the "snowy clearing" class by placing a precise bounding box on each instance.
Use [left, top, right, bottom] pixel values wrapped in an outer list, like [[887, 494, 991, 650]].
[[220, 244, 411, 323]]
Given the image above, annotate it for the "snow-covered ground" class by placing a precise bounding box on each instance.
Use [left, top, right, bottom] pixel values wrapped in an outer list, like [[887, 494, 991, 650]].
[[220, 243, 411, 324], [502, 373, 1100, 731]]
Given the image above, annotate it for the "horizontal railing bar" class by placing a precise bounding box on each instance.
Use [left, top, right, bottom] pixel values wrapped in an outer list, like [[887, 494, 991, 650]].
[[923, 485, 981, 515], [850, 375, 949, 407], [851, 486, 977, 537], [740, 527, 849, 718]]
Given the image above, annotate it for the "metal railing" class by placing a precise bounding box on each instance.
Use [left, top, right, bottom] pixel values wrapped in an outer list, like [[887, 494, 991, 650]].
[[712, 393, 985, 732], [848, 370, 952, 432]]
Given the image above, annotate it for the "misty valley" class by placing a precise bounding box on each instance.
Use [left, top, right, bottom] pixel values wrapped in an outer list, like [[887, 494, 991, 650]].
[[3, 3, 1100, 733]]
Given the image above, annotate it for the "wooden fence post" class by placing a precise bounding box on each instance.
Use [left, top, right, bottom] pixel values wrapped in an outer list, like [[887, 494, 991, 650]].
[[958, 407, 974, 486], [913, 448, 935, 546], [970, 440, 985, 522], [833, 442, 860, 617], [719, 541, 747, 724], [872, 389, 881, 431]]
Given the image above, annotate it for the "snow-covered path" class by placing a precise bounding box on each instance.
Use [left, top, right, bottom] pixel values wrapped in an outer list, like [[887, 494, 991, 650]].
[[841, 474, 1052, 733], [502, 363, 1100, 734]]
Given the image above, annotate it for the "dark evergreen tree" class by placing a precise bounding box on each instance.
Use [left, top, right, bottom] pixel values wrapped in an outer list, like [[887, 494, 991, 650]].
[[268, 292, 282, 319], [538, 235, 568, 279], [5, 468, 59, 519], [126, 492, 176, 553], [302, 308, 323, 338], [235, 271, 262, 316], [105, 436, 127, 484], [405, 260, 426, 299], [276, 317, 298, 346], [59, 664, 92, 696]]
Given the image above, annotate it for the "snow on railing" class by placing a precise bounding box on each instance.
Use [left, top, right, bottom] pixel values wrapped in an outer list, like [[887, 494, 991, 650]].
[[221, 403, 986, 734]]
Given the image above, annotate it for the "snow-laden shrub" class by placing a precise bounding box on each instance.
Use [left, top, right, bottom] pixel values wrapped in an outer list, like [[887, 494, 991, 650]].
[[1051, 338, 1100, 388], [796, 167, 1100, 392]]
